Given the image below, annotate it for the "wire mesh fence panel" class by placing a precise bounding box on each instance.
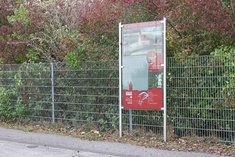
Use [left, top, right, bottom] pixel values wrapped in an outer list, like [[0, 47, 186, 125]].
[[167, 55, 235, 143], [0, 63, 52, 121], [122, 109, 164, 135], [53, 61, 119, 131], [0, 55, 234, 143]]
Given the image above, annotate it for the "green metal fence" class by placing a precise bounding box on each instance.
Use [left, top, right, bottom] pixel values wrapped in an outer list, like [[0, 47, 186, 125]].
[[167, 55, 235, 143], [0, 55, 234, 143]]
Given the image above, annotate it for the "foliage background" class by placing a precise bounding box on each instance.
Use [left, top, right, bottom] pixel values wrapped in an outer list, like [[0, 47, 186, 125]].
[[0, 0, 234, 63], [0, 0, 234, 142]]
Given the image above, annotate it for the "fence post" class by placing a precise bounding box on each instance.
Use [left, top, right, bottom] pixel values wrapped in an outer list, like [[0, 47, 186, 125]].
[[51, 62, 55, 123], [129, 109, 133, 131], [119, 22, 123, 138], [163, 17, 167, 142]]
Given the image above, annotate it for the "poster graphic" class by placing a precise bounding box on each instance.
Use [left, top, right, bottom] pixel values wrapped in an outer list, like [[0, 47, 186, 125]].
[[123, 82, 163, 110], [122, 21, 164, 110]]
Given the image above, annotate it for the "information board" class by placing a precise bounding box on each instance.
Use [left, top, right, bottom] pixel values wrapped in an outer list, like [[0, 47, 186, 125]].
[[121, 21, 165, 110]]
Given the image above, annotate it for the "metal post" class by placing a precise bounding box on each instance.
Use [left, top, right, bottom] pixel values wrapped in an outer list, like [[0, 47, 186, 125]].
[[119, 22, 122, 138], [51, 62, 55, 123], [129, 109, 133, 132], [163, 17, 167, 142]]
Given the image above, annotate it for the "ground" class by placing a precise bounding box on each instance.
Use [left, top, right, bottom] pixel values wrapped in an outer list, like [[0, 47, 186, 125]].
[[0, 140, 117, 157], [0, 120, 234, 156]]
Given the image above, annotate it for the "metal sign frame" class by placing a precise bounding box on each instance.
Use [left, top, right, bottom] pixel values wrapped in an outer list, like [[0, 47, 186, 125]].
[[119, 18, 167, 142]]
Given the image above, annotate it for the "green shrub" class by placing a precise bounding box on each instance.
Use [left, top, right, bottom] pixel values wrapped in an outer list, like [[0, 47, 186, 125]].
[[0, 87, 15, 118], [0, 87, 29, 119]]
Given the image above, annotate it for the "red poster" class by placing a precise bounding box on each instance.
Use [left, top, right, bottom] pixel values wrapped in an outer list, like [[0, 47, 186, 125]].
[[123, 82, 163, 110], [122, 21, 164, 111]]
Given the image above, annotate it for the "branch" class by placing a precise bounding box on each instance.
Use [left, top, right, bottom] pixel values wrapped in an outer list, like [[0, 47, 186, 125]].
[[167, 19, 182, 38]]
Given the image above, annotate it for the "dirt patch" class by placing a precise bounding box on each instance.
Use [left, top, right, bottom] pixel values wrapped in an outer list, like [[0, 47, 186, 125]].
[[0, 120, 234, 156]]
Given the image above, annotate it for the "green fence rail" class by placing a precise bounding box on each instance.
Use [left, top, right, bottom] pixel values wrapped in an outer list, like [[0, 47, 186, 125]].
[[0, 55, 234, 143]]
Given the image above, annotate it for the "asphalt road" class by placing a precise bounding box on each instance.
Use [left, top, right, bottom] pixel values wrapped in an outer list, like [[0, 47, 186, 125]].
[[0, 140, 117, 157], [0, 127, 226, 157]]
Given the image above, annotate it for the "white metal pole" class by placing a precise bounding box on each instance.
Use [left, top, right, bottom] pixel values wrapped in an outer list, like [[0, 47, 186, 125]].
[[119, 22, 122, 138], [51, 62, 55, 124], [163, 17, 167, 142]]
